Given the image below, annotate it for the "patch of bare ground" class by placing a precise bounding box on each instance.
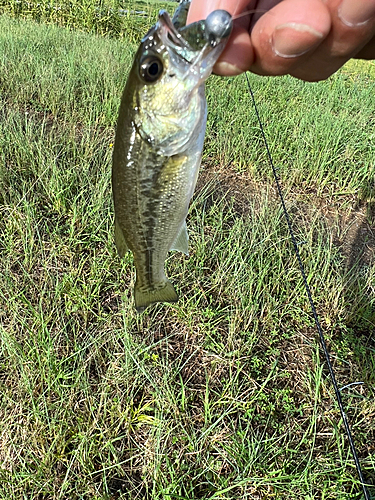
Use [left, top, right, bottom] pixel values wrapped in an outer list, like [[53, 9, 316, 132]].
[[196, 160, 272, 217], [192, 161, 375, 468], [198, 160, 375, 269], [292, 189, 375, 270], [328, 201, 375, 269]]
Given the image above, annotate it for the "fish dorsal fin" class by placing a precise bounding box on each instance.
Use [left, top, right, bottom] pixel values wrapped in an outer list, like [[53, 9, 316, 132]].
[[172, 1, 190, 29], [170, 222, 189, 255], [114, 218, 129, 258]]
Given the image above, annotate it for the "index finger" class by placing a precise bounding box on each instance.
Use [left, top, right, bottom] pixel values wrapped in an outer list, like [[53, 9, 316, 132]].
[[187, 0, 255, 23], [187, 0, 255, 75]]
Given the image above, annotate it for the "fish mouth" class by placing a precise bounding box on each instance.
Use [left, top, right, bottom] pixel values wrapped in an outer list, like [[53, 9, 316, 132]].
[[158, 10, 188, 48], [156, 9, 233, 82]]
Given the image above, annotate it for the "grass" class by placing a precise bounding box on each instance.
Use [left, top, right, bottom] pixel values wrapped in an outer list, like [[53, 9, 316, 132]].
[[0, 0, 176, 42], [0, 5, 374, 500]]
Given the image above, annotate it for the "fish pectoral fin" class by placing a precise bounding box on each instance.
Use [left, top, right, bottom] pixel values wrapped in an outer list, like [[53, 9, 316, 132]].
[[134, 280, 178, 313], [114, 218, 129, 258], [170, 222, 189, 255]]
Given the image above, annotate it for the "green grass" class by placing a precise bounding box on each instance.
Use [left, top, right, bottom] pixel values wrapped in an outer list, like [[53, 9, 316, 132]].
[[0, 0, 176, 42], [0, 7, 374, 500]]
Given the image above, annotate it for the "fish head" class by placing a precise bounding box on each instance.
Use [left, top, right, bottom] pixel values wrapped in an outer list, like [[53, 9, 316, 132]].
[[130, 9, 233, 154]]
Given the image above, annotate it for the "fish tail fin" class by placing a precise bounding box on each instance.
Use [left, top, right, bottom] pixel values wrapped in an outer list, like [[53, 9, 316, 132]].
[[134, 280, 178, 313]]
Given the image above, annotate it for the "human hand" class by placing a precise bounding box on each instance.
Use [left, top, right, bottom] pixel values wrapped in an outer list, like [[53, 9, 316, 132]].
[[187, 0, 375, 81]]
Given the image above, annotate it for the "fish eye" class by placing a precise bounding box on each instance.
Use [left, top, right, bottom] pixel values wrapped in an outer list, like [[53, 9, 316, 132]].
[[140, 56, 164, 83]]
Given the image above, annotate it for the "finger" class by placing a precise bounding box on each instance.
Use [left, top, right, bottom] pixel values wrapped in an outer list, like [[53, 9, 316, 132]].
[[354, 35, 375, 59], [188, 0, 256, 75], [337, 0, 375, 28], [249, 0, 331, 76], [287, 0, 375, 81], [250, 0, 282, 28], [187, 0, 255, 24], [214, 23, 254, 75]]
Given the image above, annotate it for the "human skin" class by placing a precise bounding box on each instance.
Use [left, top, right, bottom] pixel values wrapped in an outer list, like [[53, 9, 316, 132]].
[[187, 0, 375, 81]]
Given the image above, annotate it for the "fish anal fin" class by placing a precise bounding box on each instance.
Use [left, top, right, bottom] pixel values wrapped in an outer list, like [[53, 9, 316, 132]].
[[134, 280, 178, 313], [115, 218, 129, 258], [170, 222, 189, 255]]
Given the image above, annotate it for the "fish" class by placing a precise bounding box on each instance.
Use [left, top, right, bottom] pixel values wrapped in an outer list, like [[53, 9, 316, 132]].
[[112, 2, 232, 312]]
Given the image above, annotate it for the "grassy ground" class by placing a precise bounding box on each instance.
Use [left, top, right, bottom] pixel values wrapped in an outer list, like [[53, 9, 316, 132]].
[[0, 6, 374, 500], [0, 0, 175, 41]]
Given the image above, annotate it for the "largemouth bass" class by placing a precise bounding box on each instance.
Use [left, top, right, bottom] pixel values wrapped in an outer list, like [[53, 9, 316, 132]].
[[112, 2, 232, 312]]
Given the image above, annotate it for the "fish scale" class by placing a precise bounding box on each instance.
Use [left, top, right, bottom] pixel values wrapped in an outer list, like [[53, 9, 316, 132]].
[[112, 4, 232, 312]]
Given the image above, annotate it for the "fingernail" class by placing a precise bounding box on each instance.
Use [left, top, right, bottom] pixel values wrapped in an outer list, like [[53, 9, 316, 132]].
[[272, 23, 324, 58], [213, 61, 244, 76], [338, 0, 375, 27]]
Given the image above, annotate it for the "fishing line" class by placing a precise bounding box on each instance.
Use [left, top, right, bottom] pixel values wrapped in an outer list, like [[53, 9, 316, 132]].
[[245, 72, 371, 500]]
